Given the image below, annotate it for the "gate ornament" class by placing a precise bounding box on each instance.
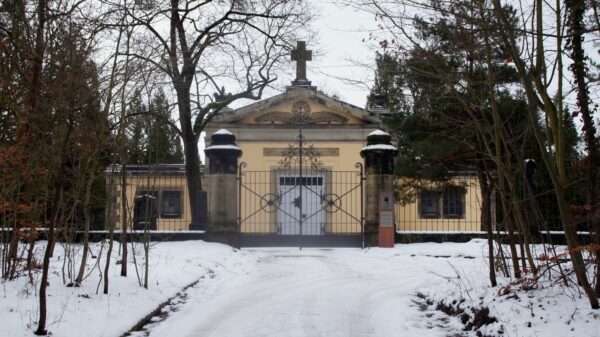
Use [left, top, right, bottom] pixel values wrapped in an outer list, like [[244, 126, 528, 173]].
[[322, 193, 342, 213], [279, 144, 322, 170], [260, 193, 280, 213], [293, 195, 302, 209], [279, 100, 323, 170]]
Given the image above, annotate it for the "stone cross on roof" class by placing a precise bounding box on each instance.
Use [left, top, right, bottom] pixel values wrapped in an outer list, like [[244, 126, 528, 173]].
[[291, 41, 312, 86]]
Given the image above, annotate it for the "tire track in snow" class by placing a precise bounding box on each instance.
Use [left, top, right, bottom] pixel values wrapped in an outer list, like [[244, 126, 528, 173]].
[[147, 249, 450, 337], [181, 253, 344, 337]]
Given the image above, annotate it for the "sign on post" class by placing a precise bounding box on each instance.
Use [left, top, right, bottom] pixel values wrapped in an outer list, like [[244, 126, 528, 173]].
[[378, 191, 395, 247]]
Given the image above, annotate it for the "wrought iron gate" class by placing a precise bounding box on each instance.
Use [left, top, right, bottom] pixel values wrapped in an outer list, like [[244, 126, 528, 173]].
[[238, 163, 364, 247]]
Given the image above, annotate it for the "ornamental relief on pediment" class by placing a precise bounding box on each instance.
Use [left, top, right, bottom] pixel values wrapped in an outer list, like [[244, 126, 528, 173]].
[[253, 111, 290, 124], [310, 111, 349, 124], [253, 111, 349, 124], [252, 100, 349, 124]]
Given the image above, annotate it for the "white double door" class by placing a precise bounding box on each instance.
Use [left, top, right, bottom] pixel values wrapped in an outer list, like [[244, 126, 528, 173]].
[[278, 175, 324, 235]]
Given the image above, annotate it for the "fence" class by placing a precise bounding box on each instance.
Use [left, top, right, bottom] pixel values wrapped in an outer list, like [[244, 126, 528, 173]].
[[105, 164, 203, 231], [104, 166, 491, 233], [238, 165, 363, 235], [396, 177, 486, 232]]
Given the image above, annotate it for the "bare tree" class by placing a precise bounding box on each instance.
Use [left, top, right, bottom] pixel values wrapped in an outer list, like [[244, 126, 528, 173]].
[[564, 0, 600, 294], [490, 0, 598, 309], [343, 0, 599, 308], [109, 0, 312, 227]]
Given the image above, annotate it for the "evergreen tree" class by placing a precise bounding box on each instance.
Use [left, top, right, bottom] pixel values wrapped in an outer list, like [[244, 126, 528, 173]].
[[370, 0, 582, 248], [371, 50, 477, 185], [127, 92, 148, 165], [146, 90, 184, 164], [367, 53, 409, 116], [126, 90, 184, 165], [370, 0, 523, 188]]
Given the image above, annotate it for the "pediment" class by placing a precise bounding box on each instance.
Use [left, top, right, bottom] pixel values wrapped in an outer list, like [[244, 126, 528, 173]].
[[211, 87, 379, 126], [248, 107, 351, 125]]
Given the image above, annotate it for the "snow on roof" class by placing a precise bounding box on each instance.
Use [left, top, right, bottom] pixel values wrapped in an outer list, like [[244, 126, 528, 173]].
[[204, 144, 241, 151], [361, 144, 398, 151], [214, 129, 233, 135], [368, 129, 389, 137]]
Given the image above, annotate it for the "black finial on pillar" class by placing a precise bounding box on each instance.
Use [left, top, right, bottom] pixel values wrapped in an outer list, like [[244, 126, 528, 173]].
[[204, 129, 242, 174], [360, 130, 398, 174]]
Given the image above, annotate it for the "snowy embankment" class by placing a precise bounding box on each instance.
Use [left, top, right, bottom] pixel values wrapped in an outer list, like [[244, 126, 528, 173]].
[[1, 239, 599, 337], [0, 241, 250, 337], [414, 241, 600, 337]]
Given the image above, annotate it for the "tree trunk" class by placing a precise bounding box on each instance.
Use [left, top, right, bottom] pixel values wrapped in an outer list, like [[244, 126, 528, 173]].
[[7, 228, 19, 280], [491, 0, 598, 307], [183, 138, 203, 226], [76, 169, 95, 284], [36, 168, 68, 336], [103, 226, 114, 294], [36, 119, 74, 335], [120, 28, 133, 278], [120, 164, 128, 277], [523, 161, 542, 242], [144, 229, 149, 289], [565, 0, 600, 296], [477, 159, 497, 286], [505, 212, 521, 279], [35, 218, 54, 336], [176, 84, 203, 229], [476, 1, 519, 278]]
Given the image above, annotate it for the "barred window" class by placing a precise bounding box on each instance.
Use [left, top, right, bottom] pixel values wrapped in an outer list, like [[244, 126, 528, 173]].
[[161, 191, 181, 218], [443, 187, 465, 218], [134, 190, 158, 230], [419, 190, 440, 218]]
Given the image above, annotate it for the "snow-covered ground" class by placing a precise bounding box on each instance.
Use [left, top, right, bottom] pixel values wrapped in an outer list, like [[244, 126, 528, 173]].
[[0, 241, 245, 337], [1, 240, 599, 337]]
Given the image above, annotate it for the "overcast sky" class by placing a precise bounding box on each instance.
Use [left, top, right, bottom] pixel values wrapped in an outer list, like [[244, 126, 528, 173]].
[[201, 1, 382, 155], [253, 1, 381, 109], [304, 1, 378, 107]]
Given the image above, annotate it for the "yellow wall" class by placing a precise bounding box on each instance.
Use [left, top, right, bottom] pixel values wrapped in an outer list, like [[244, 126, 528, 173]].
[[237, 140, 365, 234], [112, 176, 191, 231], [109, 161, 484, 234], [108, 140, 368, 234], [396, 177, 483, 232], [237, 141, 365, 172]]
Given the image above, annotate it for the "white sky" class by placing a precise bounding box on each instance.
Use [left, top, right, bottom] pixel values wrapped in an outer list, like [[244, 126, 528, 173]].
[[200, 2, 380, 158], [234, 1, 381, 109], [303, 1, 379, 107], [199, 0, 598, 155]]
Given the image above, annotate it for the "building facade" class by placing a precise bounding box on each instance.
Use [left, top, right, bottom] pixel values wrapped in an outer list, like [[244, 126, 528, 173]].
[[105, 42, 487, 242]]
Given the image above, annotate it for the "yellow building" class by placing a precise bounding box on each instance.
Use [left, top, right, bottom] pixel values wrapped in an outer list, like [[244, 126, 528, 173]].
[[205, 85, 380, 240], [395, 176, 485, 232], [106, 41, 486, 240], [205, 92, 485, 239], [105, 164, 197, 231]]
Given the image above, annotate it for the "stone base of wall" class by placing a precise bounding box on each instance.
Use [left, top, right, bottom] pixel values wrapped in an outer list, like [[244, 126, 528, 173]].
[[18, 229, 591, 248], [395, 232, 588, 245], [364, 221, 379, 247], [396, 232, 487, 244]]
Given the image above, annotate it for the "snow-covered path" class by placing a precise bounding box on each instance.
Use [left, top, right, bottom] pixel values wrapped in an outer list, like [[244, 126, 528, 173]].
[[146, 247, 482, 337], [6, 240, 597, 337]]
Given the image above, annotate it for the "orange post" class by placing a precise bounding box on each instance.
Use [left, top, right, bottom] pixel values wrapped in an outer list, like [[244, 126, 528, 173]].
[[378, 191, 395, 248]]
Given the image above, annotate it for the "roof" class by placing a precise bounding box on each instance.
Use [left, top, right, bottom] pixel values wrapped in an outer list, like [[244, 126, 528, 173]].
[[211, 86, 380, 125], [104, 164, 202, 176]]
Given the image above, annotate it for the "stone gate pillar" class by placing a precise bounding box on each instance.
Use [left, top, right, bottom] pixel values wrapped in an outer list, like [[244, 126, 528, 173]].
[[360, 130, 399, 247], [204, 129, 242, 246]]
